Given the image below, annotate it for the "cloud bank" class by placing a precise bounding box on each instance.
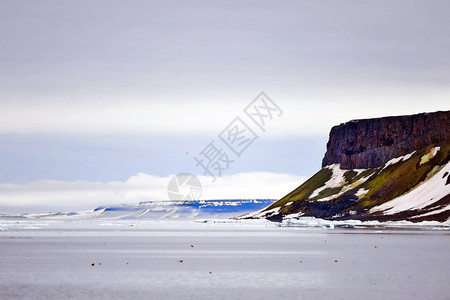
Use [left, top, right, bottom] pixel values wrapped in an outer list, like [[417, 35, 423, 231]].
[[1, 91, 448, 138], [1, 1, 449, 138], [0, 172, 306, 213]]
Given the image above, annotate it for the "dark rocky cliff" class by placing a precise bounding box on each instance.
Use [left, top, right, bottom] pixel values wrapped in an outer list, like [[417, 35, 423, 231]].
[[322, 111, 450, 169], [242, 110, 449, 223]]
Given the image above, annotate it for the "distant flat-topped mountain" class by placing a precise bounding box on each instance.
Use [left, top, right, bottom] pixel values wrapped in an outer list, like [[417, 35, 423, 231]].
[[244, 111, 450, 223]]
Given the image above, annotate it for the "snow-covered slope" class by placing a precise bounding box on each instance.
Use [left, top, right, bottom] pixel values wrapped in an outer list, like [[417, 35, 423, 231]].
[[244, 143, 450, 223], [370, 162, 449, 215]]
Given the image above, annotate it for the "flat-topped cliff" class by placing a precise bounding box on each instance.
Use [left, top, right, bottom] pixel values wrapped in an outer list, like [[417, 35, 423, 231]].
[[322, 111, 449, 169], [242, 110, 450, 223]]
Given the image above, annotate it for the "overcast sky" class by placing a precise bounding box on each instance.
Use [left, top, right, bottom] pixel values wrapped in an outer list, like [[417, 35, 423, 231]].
[[1, 0, 449, 212]]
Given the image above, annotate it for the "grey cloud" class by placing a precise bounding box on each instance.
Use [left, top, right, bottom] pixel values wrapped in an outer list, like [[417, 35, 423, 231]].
[[1, 0, 449, 102]]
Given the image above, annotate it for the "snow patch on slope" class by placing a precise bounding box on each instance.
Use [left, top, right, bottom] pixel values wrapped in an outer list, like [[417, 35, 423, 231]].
[[355, 188, 369, 198], [237, 206, 280, 219], [410, 206, 449, 219], [309, 164, 347, 199], [316, 172, 372, 202], [420, 146, 440, 165], [370, 162, 450, 215], [382, 151, 416, 170]]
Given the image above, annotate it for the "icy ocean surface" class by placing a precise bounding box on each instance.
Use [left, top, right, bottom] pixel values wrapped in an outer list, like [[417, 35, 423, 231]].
[[0, 218, 449, 300]]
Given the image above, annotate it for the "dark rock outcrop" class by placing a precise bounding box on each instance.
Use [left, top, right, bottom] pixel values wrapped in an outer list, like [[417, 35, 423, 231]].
[[243, 110, 450, 223], [322, 111, 450, 169]]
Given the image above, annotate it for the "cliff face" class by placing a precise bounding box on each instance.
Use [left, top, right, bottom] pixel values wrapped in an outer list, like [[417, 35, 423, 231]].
[[322, 111, 450, 169], [241, 110, 450, 223]]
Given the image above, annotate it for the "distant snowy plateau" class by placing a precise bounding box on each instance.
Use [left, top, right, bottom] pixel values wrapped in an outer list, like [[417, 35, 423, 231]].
[[0, 199, 275, 222]]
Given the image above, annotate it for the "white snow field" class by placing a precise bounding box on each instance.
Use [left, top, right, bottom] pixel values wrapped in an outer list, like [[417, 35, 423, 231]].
[[0, 219, 449, 300]]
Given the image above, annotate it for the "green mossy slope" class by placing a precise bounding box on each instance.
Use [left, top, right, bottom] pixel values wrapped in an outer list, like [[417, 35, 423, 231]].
[[258, 143, 450, 222]]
